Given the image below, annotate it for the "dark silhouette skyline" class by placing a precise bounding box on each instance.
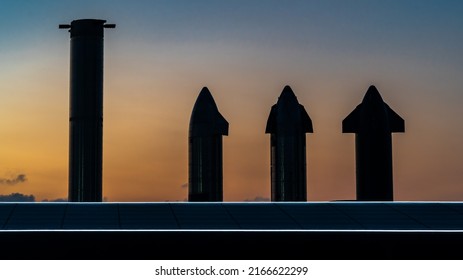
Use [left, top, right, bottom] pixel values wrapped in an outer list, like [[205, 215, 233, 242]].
[[60, 19, 115, 202], [188, 87, 228, 201], [343, 85, 405, 201], [266, 86, 313, 201]]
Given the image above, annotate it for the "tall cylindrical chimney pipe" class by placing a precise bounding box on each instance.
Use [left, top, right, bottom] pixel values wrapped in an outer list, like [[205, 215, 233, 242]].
[[60, 19, 115, 202]]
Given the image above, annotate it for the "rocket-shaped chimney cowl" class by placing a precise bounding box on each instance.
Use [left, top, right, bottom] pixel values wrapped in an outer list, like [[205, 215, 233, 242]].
[[60, 19, 115, 202], [265, 86, 313, 201], [188, 87, 229, 202], [343, 85, 405, 201]]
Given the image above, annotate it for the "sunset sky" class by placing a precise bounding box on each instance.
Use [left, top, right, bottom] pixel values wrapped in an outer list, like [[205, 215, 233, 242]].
[[0, 0, 462, 201]]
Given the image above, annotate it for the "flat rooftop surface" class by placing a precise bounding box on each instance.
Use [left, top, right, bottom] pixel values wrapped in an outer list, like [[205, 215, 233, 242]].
[[1, 202, 463, 231], [1, 202, 463, 259]]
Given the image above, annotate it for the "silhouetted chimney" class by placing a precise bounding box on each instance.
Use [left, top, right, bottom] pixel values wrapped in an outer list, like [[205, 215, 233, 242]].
[[343, 85, 405, 201], [189, 87, 229, 201], [60, 19, 115, 202], [265, 86, 313, 201]]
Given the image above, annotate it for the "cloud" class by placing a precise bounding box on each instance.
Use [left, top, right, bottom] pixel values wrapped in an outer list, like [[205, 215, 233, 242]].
[[41, 197, 108, 202], [244, 196, 270, 202], [163, 198, 188, 202], [0, 193, 35, 202], [0, 174, 27, 186], [41, 197, 107, 202], [41, 198, 68, 202]]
